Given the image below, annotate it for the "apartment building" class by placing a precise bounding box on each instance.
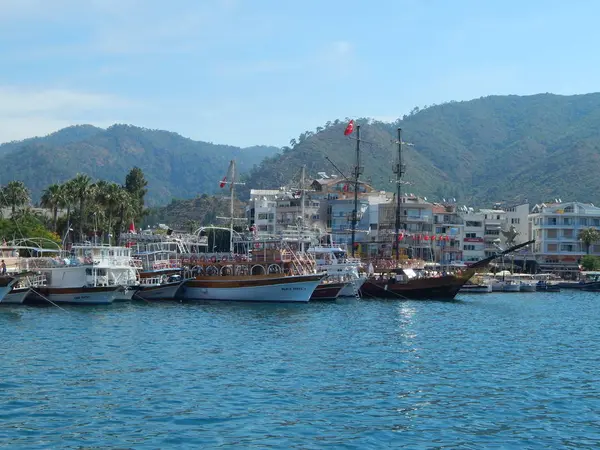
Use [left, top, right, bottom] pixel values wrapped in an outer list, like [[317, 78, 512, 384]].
[[529, 201, 600, 277]]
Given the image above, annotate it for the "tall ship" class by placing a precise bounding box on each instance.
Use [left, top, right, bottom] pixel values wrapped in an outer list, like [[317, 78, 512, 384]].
[[180, 160, 324, 302], [340, 122, 534, 300]]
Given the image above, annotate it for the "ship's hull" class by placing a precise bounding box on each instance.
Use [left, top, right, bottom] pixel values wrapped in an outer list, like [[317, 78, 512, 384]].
[[134, 281, 185, 301], [181, 274, 323, 303], [310, 282, 347, 301], [26, 286, 121, 305], [361, 275, 467, 300], [338, 276, 366, 297], [2, 288, 31, 304], [459, 284, 492, 294], [115, 286, 139, 301]]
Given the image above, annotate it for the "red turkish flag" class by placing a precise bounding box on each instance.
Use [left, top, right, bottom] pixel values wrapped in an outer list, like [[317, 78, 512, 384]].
[[219, 177, 227, 188], [344, 119, 354, 136]]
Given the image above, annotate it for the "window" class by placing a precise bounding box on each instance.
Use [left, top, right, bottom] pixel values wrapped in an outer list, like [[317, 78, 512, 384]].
[[563, 217, 571, 225], [258, 213, 268, 220], [560, 244, 574, 252], [547, 229, 557, 238], [547, 243, 557, 252], [548, 218, 557, 225], [564, 206, 574, 213], [511, 218, 520, 224], [594, 218, 600, 227], [465, 221, 482, 227], [563, 229, 573, 238], [465, 232, 477, 238], [463, 244, 476, 251], [580, 218, 588, 226]]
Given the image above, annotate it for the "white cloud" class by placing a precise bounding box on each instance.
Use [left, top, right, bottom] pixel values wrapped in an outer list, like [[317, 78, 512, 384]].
[[0, 86, 134, 143]]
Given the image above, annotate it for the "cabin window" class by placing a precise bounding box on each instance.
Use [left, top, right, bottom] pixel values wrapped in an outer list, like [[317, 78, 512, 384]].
[[547, 244, 558, 252], [546, 229, 557, 239], [548, 218, 557, 225]]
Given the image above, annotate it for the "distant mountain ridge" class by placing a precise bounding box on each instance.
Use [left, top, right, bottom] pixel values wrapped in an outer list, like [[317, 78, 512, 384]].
[[243, 93, 600, 207], [0, 124, 280, 206], [4, 93, 600, 212]]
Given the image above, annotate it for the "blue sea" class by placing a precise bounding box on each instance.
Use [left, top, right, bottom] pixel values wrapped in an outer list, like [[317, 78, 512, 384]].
[[1, 292, 599, 449]]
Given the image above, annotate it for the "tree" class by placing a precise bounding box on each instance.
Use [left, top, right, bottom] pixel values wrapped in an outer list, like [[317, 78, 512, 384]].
[[581, 255, 600, 271], [2, 181, 30, 214], [125, 167, 148, 220], [114, 188, 136, 243], [289, 138, 297, 148], [71, 174, 92, 242], [579, 227, 600, 254], [40, 183, 64, 232], [59, 179, 78, 243]]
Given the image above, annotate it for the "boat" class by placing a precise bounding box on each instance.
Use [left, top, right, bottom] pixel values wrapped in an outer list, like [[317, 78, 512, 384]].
[[0, 275, 21, 303], [2, 273, 47, 304], [310, 281, 348, 300], [129, 240, 187, 301], [536, 281, 561, 292], [181, 161, 325, 303], [136, 274, 185, 301], [459, 283, 492, 294], [70, 243, 140, 300], [361, 241, 534, 300], [307, 245, 366, 297], [4, 239, 123, 305]]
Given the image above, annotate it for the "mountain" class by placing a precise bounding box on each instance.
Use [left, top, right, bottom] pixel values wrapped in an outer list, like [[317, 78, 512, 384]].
[[243, 93, 600, 207], [0, 124, 280, 206], [4, 93, 600, 214]]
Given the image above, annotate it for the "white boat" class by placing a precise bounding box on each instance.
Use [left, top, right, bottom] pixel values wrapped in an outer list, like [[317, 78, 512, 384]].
[[307, 245, 365, 297], [5, 239, 123, 305], [135, 274, 185, 301], [129, 241, 187, 300], [71, 243, 140, 300]]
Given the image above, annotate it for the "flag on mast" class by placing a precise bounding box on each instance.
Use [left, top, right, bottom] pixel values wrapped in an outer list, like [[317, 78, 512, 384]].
[[128, 221, 136, 234], [344, 119, 354, 136], [219, 160, 235, 188]]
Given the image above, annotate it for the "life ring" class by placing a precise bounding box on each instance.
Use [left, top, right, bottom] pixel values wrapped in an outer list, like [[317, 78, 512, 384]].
[[254, 243, 260, 249], [210, 256, 217, 263]]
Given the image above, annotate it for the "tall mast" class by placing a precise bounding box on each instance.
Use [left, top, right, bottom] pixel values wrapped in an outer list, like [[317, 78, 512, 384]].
[[351, 125, 361, 257], [393, 128, 405, 261], [300, 165, 306, 252], [229, 160, 236, 253]]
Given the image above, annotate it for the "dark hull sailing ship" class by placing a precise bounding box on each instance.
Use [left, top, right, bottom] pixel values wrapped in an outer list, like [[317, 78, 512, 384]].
[[341, 120, 534, 301], [361, 240, 534, 300]]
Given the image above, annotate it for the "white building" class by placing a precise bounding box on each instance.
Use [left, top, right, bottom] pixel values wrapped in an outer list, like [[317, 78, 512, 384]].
[[529, 201, 600, 278]]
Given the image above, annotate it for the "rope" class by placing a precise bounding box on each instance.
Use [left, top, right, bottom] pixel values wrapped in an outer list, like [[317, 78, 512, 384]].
[[30, 288, 68, 312]]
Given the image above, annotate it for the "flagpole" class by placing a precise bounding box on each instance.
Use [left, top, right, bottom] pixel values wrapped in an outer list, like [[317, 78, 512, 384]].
[[394, 128, 405, 261], [351, 125, 361, 257]]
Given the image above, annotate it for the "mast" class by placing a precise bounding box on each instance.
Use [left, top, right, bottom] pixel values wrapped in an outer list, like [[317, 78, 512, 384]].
[[229, 160, 235, 253], [393, 128, 405, 261], [300, 165, 306, 252], [351, 125, 361, 257]]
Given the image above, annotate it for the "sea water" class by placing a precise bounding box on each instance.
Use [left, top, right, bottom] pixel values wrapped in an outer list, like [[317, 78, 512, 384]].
[[1, 292, 599, 448]]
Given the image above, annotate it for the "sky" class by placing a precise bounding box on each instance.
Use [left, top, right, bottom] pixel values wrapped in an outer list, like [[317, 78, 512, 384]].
[[1, 0, 599, 147]]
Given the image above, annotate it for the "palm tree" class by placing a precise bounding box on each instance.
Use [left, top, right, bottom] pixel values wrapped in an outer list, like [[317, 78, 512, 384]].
[[60, 179, 78, 244], [3, 181, 30, 215], [94, 181, 121, 244], [579, 228, 600, 254], [71, 174, 92, 242], [40, 184, 64, 232], [113, 188, 136, 244]]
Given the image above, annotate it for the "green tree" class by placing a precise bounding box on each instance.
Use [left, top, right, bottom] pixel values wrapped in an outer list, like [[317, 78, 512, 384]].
[[2, 181, 30, 214], [114, 188, 136, 243], [581, 255, 600, 271], [578, 227, 600, 254], [71, 173, 92, 242], [40, 183, 64, 232], [124, 167, 148, 220]]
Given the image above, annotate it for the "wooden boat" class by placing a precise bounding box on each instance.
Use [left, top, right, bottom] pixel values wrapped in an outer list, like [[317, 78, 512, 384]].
[[361, 241, 534, 300]]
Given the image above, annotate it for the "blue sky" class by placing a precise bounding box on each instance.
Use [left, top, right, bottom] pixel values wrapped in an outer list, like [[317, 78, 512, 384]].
[[0, 0, 598, 147]]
